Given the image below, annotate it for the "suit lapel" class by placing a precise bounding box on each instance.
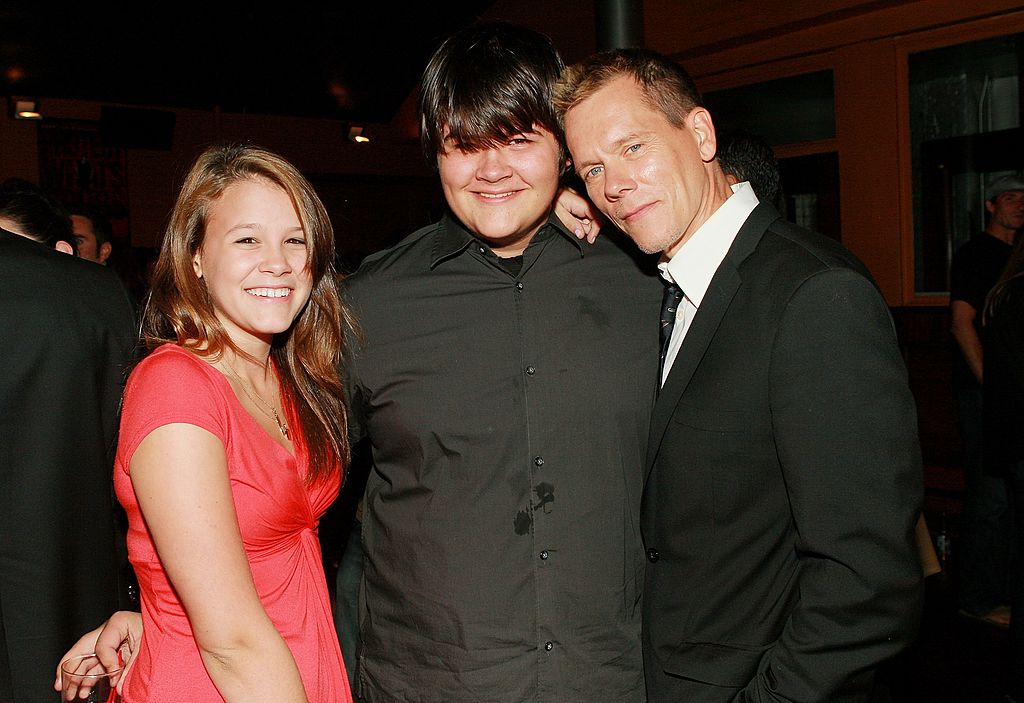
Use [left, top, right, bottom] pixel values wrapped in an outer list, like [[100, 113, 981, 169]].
[[644, 204, 780, 478], [644, 265, 740, 478]]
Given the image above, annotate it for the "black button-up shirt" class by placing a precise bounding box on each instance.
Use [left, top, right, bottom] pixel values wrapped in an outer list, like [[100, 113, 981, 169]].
[[344, 213, 661, 702]]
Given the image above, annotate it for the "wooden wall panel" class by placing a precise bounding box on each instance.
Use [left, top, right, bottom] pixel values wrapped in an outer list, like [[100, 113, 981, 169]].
[[834, 39, 904, 302], [646, 0, 895, 59], [649, 0, 1024, 81]]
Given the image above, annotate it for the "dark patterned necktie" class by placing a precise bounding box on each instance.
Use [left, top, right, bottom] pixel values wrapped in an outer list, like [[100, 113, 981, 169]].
[[660, 283, 684, 376]]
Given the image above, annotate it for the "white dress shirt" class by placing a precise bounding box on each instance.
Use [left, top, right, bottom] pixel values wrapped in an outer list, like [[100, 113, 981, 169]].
[[660, 182, 759, 386]]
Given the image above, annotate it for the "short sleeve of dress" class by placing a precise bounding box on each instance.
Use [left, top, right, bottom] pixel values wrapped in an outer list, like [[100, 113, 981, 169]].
[[118, 345, 229, 474]]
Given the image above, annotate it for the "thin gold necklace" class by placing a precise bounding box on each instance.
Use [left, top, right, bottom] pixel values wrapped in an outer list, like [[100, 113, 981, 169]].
[[226, 359, 290, 440]]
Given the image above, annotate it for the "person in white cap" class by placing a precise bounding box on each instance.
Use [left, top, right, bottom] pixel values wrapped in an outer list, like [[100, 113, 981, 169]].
[[950, 173, 1024, 628]]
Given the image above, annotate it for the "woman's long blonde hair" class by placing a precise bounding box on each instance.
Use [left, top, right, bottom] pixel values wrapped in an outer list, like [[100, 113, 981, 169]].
[[144, 144, 351, 482]]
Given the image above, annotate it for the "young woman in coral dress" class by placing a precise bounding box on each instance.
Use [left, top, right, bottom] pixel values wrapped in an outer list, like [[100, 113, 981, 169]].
[[58, 145, 352, 703]]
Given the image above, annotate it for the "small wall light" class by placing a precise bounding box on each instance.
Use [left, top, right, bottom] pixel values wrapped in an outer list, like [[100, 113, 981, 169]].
[[10, 97, 42, 120], [348, 125, 369, 143]]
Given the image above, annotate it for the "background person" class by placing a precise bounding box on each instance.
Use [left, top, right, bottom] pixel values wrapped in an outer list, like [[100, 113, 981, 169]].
[[70, 206, 114, 264], [716, 128, 785, 212], [983, 234, 1024, 702], [0, 189, 135, 703], [0, 178, 77, 254], [950, 174, 1024, 628]]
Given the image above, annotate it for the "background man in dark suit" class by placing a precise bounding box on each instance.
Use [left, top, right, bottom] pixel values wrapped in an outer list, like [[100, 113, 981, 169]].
[[556, 49, 922, 702], [0, 191, 136, 702]]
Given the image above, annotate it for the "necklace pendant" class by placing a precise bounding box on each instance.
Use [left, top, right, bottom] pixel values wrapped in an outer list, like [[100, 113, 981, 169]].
[[226, 360, 290, 441], [272, 408, 290, 440]]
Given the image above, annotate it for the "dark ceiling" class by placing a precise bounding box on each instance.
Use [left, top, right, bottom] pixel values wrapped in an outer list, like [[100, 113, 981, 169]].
[[0, 2, 498, 123]]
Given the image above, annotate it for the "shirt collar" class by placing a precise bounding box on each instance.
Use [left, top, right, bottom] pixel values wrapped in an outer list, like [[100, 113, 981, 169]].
[[430, 211, 583, 269], [659, 182, 759, 307]]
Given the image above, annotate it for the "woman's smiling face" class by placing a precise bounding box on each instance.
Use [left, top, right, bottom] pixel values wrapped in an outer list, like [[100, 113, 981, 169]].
[[192, 177, 312, 350]]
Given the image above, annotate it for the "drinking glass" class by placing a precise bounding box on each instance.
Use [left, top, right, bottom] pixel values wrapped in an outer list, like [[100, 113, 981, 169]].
[[59, 653, 123, 703]]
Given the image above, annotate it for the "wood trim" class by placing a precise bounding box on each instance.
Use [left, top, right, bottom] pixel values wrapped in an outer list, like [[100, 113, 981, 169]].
[[896, 37, 916, 306], [773, 139, 839, 160], [835, 40, 904, 304], [893, 9, 1024, 52], [904, 294, 952, 306], [695, 53, 836, 94], [658, 0, 1024, 81]]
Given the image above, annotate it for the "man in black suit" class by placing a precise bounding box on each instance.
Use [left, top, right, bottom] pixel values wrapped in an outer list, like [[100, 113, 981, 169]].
[[556, 49, 922, 701], [0, 193, 136, 702]]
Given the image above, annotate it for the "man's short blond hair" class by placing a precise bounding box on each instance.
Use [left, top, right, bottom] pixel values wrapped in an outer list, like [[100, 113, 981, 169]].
[[553, 48, 703, 131]]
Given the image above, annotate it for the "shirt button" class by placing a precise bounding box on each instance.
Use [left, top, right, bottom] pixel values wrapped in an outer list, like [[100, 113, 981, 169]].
[[534, 456, 545, 467], [540, 550, 549, 560], [647, 548, 660, 563], [478, 246, 486, 254], [516, 281, 524, 290], [544, 641, 553, 651], [526, 365, 536, 375]]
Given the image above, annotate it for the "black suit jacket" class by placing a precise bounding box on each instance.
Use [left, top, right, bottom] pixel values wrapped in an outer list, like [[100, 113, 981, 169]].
[[0, 229, 137, 703], [642, 205, 923, 702]]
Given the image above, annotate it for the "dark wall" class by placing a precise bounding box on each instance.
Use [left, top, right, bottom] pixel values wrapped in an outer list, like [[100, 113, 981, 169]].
[[891, 306, 964, 513]]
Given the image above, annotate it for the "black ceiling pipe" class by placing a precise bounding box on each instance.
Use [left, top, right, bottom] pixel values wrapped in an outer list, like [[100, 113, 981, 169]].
[[595, 0, 644, 50]]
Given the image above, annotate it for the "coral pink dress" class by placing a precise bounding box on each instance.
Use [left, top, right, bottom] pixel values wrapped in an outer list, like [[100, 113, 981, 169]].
[[114, 344, 350, 702]]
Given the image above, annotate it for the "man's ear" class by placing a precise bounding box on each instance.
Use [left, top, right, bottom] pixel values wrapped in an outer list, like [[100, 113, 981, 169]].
[[690, 108, 718, 163], [55, 240, 74, 255], [98, 241, 112, 264]]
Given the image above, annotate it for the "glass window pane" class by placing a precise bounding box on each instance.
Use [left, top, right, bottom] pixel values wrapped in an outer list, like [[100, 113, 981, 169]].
[[779, 152, 841, 242], [704, 71, 835, 146], [909, 33, 1022, 295]]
